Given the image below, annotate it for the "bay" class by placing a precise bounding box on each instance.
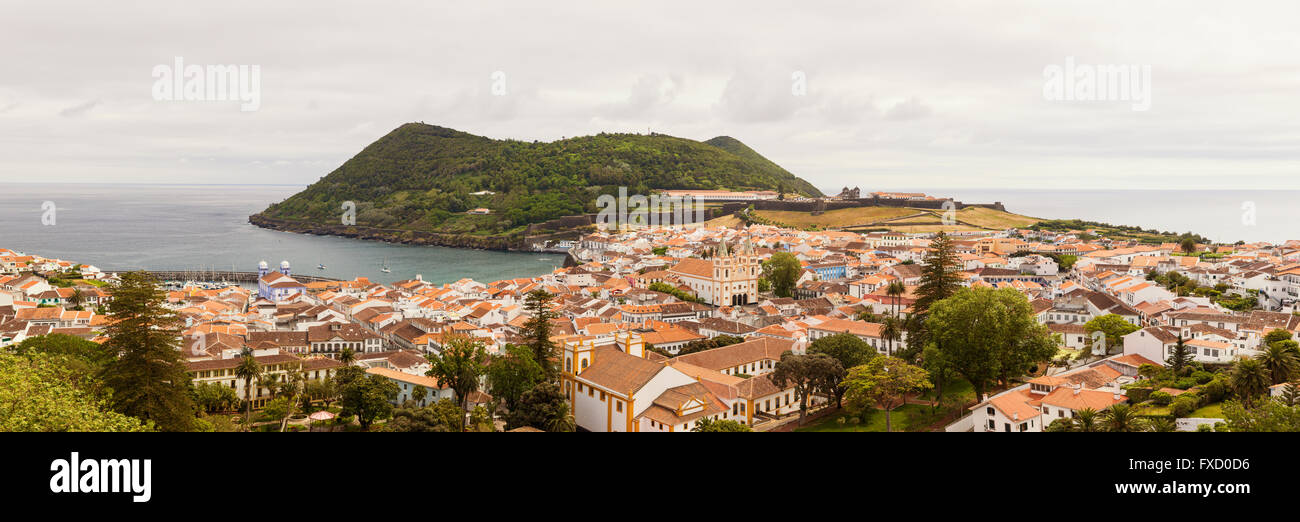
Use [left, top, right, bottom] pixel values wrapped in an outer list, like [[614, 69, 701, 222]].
[[0, 183, 562, 285]]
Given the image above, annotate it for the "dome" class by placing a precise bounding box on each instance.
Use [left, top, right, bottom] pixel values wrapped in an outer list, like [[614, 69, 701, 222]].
[[280, 260, 291, 269], [258, 260, 269, 269]]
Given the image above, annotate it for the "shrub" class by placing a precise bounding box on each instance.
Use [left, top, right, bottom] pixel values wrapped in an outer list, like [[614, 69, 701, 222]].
[[1201, 379, 1227, 402], [1126, 387, 1153, 403], [1197, 423, 1213, 432], [1171, 395, 1198, 418], [1173, 377, 1198, 390], [1191, 370, 1214, 385], [1150, 391, 1173, 406]]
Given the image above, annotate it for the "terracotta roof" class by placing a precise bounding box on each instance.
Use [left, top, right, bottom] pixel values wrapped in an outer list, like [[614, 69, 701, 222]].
[[670, 337, 794, 372], [576, 345, 665, 395]]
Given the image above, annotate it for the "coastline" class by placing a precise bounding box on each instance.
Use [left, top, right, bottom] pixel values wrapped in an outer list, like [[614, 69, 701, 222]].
[[247, 213, 526, 252]]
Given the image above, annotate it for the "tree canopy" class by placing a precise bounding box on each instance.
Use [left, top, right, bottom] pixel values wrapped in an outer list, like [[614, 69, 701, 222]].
[[924, 287, 1057, 403]]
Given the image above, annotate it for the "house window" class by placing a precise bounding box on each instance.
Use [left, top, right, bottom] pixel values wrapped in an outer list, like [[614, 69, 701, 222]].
[[616, 401, 623, 413], [600, 391, 606, 401], [986, 407, 995, 416]]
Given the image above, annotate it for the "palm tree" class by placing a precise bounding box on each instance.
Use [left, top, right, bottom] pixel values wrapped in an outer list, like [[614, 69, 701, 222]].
[[1072, 408, 1100, 432], [234, 348, 262, 431], [547, 406, 577, 432], [880, 316, 901, 356], [1229, 358, 1271, 406], [1146, 417, 1177, 432], [1101, 403, 1144, 432], [1256, 343, 1299, 385], [885, 280, 907, 319], [339, 347, 356, 365]]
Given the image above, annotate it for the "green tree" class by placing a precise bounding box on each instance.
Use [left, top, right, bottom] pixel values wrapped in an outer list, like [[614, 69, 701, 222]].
[[808, 332, 875, 408], [1278, 381, 1300, 407], [1101, 403, 1144, 432], [769, 351, 843, 423], [336, 366, 400, 430], [1220, 399, 1300, 432], [1228, 358, 1271, 407], [468, 404, 496, 432], [504, 382, 575, 432], [920, 345, 958, 414], [1083, 314, 1139, 356], [885, 280, 907, 319], [98, 271, 196, 431], [925, 287, 1058, 403], [13, 333, 111, 372], [0, 351, 150, 432], [1146, 417, 1177, 432], [691, 418, 752, 432], [383, 399, 463, 432], [193, 382, 239, 413], [1179, 237, 1197, 254], [1166, 336, 1195, 376], [841, 356, 932, 432], [762, 252, 802, 298], [880, 315, 902, 356], [234, 348, 262, 431], [487, 344, 545, 412], [1263, 329, 1294, 346], [426, 336, 489, 431], [913, 232, 961, 314], [1072, 407, 1101, 432], [521, 289, 560, 379], [1256, 343, 1299, 385]]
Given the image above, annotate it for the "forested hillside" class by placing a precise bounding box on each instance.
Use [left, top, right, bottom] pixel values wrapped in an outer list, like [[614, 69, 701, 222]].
[[254, 123, 822, 236]]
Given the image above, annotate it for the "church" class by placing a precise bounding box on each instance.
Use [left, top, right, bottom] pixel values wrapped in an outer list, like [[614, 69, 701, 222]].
[[257, 260, 305, 302], [668, 240, 760, 307]]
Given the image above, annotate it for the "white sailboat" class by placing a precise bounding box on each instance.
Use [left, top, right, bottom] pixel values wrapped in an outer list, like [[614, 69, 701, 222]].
[[380, 257, 391, 273]]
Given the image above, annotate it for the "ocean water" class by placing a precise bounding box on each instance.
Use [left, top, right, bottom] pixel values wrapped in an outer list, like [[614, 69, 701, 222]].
[[0, 183, 561, 285], [2, 185, 1293, 286], [931, 189, 1298, 244]]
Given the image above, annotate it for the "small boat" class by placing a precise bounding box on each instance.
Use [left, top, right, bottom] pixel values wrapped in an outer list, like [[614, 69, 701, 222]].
[[317, 263, 326, 270], [380, 257, 391, 273]]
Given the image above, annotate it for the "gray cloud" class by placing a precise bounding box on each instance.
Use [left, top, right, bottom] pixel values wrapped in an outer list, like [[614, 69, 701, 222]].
[[2, 1, 1299, 189], [58, 99, 100, 118]]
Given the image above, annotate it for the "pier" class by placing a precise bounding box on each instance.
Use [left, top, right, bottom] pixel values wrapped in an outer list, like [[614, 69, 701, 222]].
[[99, 269, 343, 284]]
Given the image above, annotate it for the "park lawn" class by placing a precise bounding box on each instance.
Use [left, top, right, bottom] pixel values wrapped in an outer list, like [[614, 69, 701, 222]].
[[753, 207, 916, 228], [920, 378, 975, 403], [1132, 404, 1172, 416], [883, 224, 986, 234], [1190, 403, 1225, 419], [952, 206, 1041, 229], [794, 404, 947, 432]]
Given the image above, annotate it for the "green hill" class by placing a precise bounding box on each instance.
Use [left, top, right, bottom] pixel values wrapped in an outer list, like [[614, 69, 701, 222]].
[[254, 123, 822, 237]]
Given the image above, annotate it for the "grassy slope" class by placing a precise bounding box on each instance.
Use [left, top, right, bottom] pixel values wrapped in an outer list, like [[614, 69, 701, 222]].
[[749, 205, 1041, 233], [258, 124, 823, 237]]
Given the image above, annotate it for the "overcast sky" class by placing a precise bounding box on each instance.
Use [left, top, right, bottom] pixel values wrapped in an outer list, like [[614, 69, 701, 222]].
[[2, 1, 1299, 191]]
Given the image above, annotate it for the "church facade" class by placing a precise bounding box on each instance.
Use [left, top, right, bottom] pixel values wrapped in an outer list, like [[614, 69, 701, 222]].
[[669, 240, 760, 307], [257, 260, 305, 302]]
